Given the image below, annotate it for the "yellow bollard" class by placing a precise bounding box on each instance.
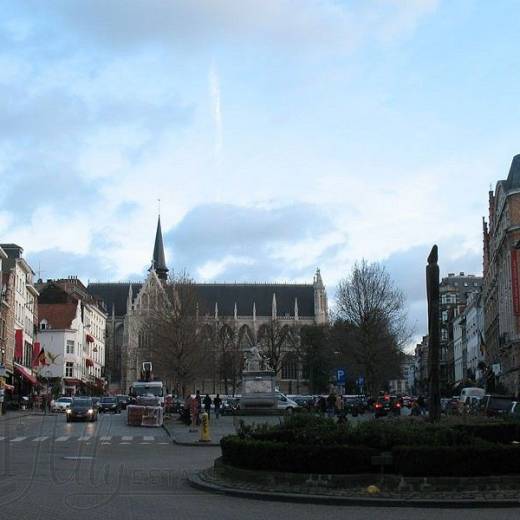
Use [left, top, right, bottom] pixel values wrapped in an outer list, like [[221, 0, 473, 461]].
[[367, 485, 381, 495], [199, 411, 211, 442]]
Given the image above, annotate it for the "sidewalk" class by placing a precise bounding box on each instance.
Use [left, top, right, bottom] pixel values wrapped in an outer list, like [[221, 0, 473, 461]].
[[164, 414, 283, 446]]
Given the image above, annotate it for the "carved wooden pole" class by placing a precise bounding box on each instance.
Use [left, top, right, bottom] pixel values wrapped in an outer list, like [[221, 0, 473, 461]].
[[426, 245, 441, 422]]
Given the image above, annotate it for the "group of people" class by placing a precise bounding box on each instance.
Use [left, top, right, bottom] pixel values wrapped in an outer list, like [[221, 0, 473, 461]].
[[183, 391, 223, 425]]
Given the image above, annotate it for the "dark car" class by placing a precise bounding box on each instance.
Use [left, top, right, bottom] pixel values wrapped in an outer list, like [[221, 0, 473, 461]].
[[374, 396, 401, 418], [98, 396, 121, 414], [479, 395, 514, 417], [115, 395, 130, 410], [66, 397, 98, 422]]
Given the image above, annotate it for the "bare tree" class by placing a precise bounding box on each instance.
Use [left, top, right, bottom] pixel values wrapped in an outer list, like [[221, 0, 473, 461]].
[[336, 260, 410, 395], [258, 320, 298, 376], [140, 272, 207, 397]]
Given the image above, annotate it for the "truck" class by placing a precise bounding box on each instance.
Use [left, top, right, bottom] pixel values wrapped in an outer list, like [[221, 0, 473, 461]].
[[129, 362, 165, 406]]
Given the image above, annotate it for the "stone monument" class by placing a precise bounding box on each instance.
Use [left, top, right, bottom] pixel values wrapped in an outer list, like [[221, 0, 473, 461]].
[[240, 345, 277, 411]]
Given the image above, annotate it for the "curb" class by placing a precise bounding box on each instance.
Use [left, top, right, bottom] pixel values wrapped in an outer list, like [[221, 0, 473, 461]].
[[188, 471, 520, 509], [172, 438, 220, 447]]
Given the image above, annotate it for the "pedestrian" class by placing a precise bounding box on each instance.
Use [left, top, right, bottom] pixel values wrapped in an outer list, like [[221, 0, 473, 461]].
[[327, 392, 336, 418], [318, 396, 327, 416], [203, 393, 212, 419], [195, 390, 202, 425], [213, 394, 222, 420], [335, 394, 344, 416]]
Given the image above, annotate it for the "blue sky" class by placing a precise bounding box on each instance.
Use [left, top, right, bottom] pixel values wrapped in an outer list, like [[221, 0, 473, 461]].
[[1, 1, 519, 346]]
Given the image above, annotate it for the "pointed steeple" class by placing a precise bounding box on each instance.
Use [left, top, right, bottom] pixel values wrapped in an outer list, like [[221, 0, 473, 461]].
[[151, 216, 169, 281]]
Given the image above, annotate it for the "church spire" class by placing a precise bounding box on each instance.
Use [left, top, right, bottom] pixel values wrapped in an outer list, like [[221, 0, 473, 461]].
[[151, 215, 169, 281]]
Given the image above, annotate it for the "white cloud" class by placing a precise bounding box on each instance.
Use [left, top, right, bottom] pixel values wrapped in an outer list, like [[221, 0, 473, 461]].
[[197, 255, 255, 281], [209, 62, 223, 158]]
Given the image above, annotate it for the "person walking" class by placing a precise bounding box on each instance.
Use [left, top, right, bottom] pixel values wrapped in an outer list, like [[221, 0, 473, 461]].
[[213, 394, 222, 420], [195, 390, 202, 425], [203, 393, 212, 419], [327, 391, 336, 418]]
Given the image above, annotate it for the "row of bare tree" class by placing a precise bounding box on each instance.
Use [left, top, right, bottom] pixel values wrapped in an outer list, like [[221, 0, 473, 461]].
[[137, 260, 409, 397]]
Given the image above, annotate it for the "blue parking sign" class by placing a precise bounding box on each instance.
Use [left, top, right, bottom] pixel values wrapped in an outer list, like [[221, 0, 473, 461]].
[[336, 369, 346, 384]]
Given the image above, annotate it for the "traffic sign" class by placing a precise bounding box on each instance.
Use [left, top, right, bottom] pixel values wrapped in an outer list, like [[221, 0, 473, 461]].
[[336, 368, 346, 384]]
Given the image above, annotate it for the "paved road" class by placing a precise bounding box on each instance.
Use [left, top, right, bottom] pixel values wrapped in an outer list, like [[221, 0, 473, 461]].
[[0, 412, 519, 520]]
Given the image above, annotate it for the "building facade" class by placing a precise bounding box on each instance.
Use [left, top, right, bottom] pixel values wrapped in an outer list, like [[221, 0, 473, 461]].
[[88, 217, 329, 395], [36, 279, 107, 395], [483, 154, 520, 396], [440, 272, 482, 394], [0, 244, 39, 395]]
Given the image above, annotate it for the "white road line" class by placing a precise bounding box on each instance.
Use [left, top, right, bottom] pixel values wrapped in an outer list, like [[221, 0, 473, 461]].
[[143, 436, 154, 441], [120, 442, 130, 445], [99, 436, 112, 441], [33, 436, 49, 442], [139, 442, 151, 445], [101, 442, 111, 445], [159, 442, 169, 445], [0, 436, 5, 441], [78, 436, 91, 442], [10, 437, 27, 442], [121, 436, 132, 441], [55, 436, 70, 442]]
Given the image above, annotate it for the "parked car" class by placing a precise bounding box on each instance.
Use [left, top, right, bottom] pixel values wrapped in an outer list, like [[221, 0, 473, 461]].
[[479, 394, 515, 417], [287, 395, 314, 409], [98, 396, 121, 414], [374, 395, 401, 418], [344, 396, 364, 416], [51, 397, 73, 413], [116, 395, 130, 410], [221, 397, 240, 415], [66, 397, 98, 422]]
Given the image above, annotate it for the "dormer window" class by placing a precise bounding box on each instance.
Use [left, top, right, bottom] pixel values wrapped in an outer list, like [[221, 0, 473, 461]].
[[40, 319, 48, 330]]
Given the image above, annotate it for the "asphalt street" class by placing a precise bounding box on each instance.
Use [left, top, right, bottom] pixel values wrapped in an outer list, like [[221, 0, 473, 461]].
[[0, 412, 519, 520]]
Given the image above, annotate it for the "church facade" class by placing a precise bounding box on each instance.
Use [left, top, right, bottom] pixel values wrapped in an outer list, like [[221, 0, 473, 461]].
[[88, 217, 328, 395]]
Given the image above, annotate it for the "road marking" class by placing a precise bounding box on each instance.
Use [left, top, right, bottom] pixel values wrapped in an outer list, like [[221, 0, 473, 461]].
[[139, 442, 151, 445], [0, 436, 5, 441], [33, 436, 49, 442], [120, 442, 130, 445], [10, 437, 27, 442], [159, 442, 169, 445], [78, 436, 91, 442], [143, 436, 154, 441], [55, 436, 70, 442], [99, 436, 112, 441], [121, 436, 132, 441], [101, 442, 111, 445]]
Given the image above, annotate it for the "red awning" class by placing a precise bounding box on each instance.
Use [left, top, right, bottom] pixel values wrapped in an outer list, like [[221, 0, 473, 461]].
[[86, 334, 94, 343], [14, 363, 38, 386], [15, 329, 23, 359]]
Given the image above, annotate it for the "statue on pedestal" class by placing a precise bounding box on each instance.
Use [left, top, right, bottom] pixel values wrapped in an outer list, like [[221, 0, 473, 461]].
[[245, 345, 262, 372]]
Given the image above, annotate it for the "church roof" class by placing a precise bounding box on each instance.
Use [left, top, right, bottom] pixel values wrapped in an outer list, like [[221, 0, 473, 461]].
[[87, 281, 315, 318], [87, 283, 143, 316], [195, 283, 315, 317]]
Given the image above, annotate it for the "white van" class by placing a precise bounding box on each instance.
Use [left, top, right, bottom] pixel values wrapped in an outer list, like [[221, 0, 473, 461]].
[[276, 392, 299, 412], [459, 387, 485, 408]]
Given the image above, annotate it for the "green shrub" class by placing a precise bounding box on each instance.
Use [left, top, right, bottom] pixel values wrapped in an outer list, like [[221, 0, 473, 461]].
[[453, 422, 520, 444], [220, 436, 378, 474], [393, 445, 520, 477]]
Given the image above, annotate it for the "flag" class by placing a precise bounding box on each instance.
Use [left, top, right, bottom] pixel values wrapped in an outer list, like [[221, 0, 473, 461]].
[[34, 347, 47, 366]]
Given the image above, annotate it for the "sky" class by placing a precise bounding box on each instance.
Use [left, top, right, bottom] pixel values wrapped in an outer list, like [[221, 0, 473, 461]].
[[1, 0, 520, 348]]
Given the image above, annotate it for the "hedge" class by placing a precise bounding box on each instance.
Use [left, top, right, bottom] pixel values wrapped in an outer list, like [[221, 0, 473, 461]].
[[220, 436, 378, 474], [453, 422, 520, 444], [393, 445, 520, 477]]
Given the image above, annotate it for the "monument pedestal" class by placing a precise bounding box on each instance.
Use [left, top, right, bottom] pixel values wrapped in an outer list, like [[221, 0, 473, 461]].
[[240, 370, 277, 410]]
